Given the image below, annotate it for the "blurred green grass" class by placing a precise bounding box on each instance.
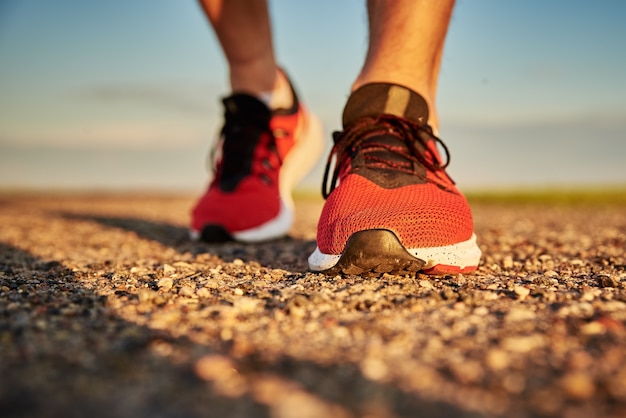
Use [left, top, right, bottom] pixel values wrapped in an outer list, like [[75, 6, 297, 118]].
[[465, 187, 626, 205]]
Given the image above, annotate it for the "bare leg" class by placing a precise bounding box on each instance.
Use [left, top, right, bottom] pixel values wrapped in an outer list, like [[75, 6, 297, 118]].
[[355, 0, 455, 130], [198, 0, 289, 99]]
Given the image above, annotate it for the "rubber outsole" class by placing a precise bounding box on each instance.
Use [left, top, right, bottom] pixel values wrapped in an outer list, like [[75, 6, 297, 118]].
[[309, 230, 481, 276], [317, 229, 426, 277], [200, 225, 233, 243]]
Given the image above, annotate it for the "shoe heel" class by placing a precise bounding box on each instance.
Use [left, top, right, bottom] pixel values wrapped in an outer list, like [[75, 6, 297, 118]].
[[279, 110, 325, 207]]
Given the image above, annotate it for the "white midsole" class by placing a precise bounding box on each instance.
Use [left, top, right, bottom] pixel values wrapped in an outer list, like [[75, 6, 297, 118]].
[[308, 233, 482, 271]]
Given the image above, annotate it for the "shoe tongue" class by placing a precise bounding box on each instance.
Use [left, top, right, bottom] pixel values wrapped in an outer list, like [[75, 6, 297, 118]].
[[223, 94, 272, 124], [342, 83, 429, 128]]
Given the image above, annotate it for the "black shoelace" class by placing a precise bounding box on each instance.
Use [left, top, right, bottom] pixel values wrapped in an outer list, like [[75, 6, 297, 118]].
[[210, 110, 280, 187], [322, 115, 451, 199]]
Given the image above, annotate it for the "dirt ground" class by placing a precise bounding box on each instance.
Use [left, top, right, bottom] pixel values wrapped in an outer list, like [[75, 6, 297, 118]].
[[1, 193, 625, 418]]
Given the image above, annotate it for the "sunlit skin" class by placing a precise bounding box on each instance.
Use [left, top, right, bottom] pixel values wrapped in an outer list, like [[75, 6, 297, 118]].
[[198, 0, 455, 131]]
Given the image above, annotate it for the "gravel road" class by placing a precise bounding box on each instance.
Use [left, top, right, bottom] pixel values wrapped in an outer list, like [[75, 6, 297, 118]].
[[1, 194, 625, 418]]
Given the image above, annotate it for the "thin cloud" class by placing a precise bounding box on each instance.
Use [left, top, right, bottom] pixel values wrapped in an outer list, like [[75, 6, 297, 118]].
[[445, 108, 626, 130], [0, 120, 216, 150], [522, 64, 564, 82], [77, 83, 215, 116]]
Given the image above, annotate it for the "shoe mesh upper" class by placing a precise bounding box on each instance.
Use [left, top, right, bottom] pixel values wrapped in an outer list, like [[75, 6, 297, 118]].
[[191, 94, 300, 234], [317, 174, 474, 254], [316, 82, 475, 255]]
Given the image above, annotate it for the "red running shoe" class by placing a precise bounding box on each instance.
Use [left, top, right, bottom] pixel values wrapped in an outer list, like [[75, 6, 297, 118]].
[[308, 83, 481, 275], [191, 75, 323, 242]]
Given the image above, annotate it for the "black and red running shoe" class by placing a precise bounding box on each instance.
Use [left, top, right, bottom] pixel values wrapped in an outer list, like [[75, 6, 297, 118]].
[[191, 74, 324, 242], [309, 83, 481, 275]]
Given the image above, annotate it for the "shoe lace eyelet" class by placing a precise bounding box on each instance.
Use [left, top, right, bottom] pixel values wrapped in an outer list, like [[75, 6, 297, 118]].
[[260, 174, 272, 185], [322, 115, 454, 199]]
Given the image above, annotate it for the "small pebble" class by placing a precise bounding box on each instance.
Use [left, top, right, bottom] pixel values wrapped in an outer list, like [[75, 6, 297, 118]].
[[163, 264, 176, 275], [561, 372, 596, 401], [544, 270, 559, 278], [157, 277, 173, 291], [361, 357, 388, 381], [505, 307, 536, 322], [514, 285, 530, 299], [197, 287, 211, 298], [486, 348, 510, 371], [502, 256, 514, 269], [179, 286, 195, 297], [419, 280, 434, 290], [473, 306, 489, 316], [138, 289, 154, 303], [596, 274, 620, 288]]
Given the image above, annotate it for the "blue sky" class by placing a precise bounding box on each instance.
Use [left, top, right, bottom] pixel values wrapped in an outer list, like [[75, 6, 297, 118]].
[[1, 0, 625, 191]]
